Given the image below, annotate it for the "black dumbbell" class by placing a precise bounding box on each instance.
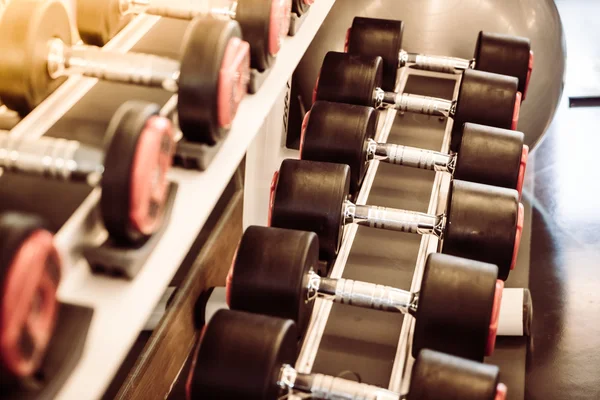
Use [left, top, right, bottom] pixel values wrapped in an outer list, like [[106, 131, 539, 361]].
[[77, 0, 291, 71], [301, 101, 528, 195], [270, 159, 523, 280], [187, 309, 508, 400], [0, 101, 174, 245], [345, 17, 533, 98], [314, 52, 520, 151], [0, 212, 61, 384], [224, 225, 503, 361], [0, 0, 250, 145]]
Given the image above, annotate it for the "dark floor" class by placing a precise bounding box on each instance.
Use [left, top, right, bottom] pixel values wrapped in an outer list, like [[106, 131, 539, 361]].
[[525, 1, 600, 398]]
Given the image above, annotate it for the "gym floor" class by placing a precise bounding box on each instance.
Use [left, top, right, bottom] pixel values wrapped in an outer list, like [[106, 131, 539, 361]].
[[525, 1, 600, 398]]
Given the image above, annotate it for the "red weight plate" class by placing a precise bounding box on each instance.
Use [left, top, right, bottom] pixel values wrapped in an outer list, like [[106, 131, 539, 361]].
[[217, 38, 251, 129], [485, 280, 504, 356], [269, 0, 292, 56]]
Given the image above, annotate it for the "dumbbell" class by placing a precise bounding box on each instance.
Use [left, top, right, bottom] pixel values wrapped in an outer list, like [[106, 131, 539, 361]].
[[187, 310, 508, 400], [270, 159, 523, 280], [314, 52, 520, 151], [0, 0, 250, 145], [0, 101, 174, 245], [218, 225, 502, 361], [345, 17, 533, 99], [77, 0, 291, 71], [292, 0, 312, 17], [301, 101, 528, 195], [0, 212, 61, 384]]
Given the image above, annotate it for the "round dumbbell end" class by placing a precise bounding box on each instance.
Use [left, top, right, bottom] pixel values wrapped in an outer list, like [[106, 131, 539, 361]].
[[229, 226, 319, 336], [102, 101, 174, 245], [178, 18, 245, 144], [0, 213, 60, 380], [268, 0, 292, 57], [346, 17, 403, 91], [474, 31, 532, 97], [511, 203, 525, 271], [300, 101, 377, 194], [523, 51, 534, 100], [454, 123, 524, 190], [0, 0, 72, 114], [408, 349, 500, 400], [188, 310, 297, 399], [486, 280, 504, 356], [268, 171, 279, 227], [444, 180, 519, 280], [517, 145, 529, 198], [414, 253, 497, 361], [451, 70, 518, 152], [76, 0, 132, 46], [315, 52, 383, 107], [298, 110, 311, 159], [271, 159, 350, 265]]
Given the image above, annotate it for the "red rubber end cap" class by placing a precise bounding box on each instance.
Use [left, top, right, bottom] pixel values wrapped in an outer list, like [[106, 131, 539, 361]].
[[522, 51, 534, 101], [268, 170, 280, 227], [496, 383, 508, 400], [268, 0, 292, 56], [312, 67, 322, 104], [218, 38, 251, 129], [511, 91, 522, 130], [344, 27, 351, 52], [516, 145, 529, 198], [486, 280, 504, 356], [129, 116, 175, 237], [299, 110, 311, 159], [511, 203, 525, 271], [224, 245, 240, 307], [0, 230, 61, 379]]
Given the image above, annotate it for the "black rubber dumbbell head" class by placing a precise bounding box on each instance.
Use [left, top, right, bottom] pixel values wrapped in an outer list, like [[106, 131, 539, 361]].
[[451, 69, 518, 151], [229, 226, 319, 336], [271, 159, 350, 265], [408, 349, 501, 400], [474, 31, 532, 97], [0, 0, 72, 115], [102, 101, 174, 246], [301, 101, 377, 194], [346, 17, 403, 91], [188, 310, 297, 400], [444, 180, 519, 280], [414, 253, 498, 361], [0, 212, 60, 382], [454, 123, 524, 191], [76, 0, 132, 46], [315, 52, 383, 107], [178, 18, 245, 145]]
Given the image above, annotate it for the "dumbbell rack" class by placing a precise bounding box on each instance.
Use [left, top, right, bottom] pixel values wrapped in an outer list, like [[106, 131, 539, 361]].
[[0, 2, 337, 399]]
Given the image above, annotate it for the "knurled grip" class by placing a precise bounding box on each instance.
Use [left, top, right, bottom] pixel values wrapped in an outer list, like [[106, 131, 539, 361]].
[[309, 374, 400, 400], [352, 204, 438, 234], [392, 92, 453, 117], [328, 278, 413, 313]]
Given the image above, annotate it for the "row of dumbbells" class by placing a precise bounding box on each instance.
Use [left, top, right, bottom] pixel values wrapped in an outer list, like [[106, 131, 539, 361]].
[[179, 16, 536, 399]]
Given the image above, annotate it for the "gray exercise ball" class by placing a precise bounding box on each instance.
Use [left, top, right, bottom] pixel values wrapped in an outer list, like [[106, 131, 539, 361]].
[[296, 0, 566, 149]]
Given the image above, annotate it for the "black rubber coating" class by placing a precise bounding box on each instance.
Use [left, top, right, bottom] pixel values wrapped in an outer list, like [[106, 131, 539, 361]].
[[76, 0, 132, 46], [315, 52, 383, 107], [189, 310, 297, 400], [346, 17, 403, 91], [414, 253, 497, 362], [229, 226, 319, 336], [292, 0, 310, 16], [475, 31, 531, 95], [408, 349, 499, 400], [301, 101, 377, 195], [451, 69, 518, 151], [454, 123, 524, 190], [235, 0, 274, 71], [271, 159, 350, 265], [178, 18, 242, 145], [444, 179, 519, 281], [102, 101, 160, 246], [0, 0, 72, 115]]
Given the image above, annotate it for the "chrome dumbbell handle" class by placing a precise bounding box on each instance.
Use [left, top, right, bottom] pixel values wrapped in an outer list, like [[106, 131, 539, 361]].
[[399, 50, 473, 74], [343, 200, 445, 238], [373, 88, 455, 118], [120, 0, 235, 19], [314, 273, 417, 314], [279, 365, 400, 400], [366, 139, 455, 174], [47, 39, 180, 92], [0, 132, 104, 183]]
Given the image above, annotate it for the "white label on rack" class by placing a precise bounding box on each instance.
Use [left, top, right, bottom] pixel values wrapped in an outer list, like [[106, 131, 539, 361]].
[[497, 288, 524, 336]]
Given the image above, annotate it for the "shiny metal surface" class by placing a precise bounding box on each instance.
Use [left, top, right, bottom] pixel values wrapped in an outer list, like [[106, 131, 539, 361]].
[[400, 50, 473, 74], [296, 0, 566, 149], [367, 139, 455, 173], [374, 88, 455, 118]]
